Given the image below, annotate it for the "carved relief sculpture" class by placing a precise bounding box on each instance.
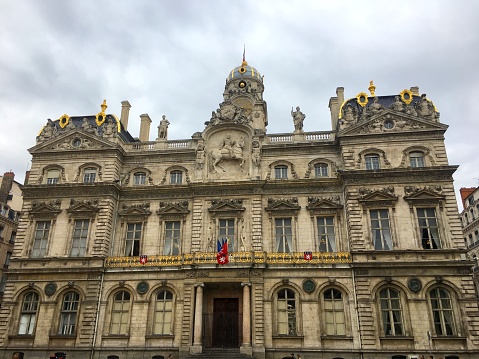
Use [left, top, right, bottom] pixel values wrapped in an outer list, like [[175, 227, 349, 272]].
[[209, 135, 245, 173]]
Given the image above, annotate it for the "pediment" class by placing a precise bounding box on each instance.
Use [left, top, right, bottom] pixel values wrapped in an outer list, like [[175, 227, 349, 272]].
[[157, 201, 190, 216], [306, 197, 342, 210], [265, 198, 301, 212], [339, 110, 448, 137], [403, 186, 445, 201], [208, 199, 245, 213], [29, 130, 115, 154], [119, 203, 151, 218], [358, 187, 398, 208], [67, 199, 99, 216], [30, 201, 62, 218]]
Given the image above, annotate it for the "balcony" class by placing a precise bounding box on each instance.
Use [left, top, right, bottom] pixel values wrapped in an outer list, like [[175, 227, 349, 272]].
[[105, 251, 351, 268]]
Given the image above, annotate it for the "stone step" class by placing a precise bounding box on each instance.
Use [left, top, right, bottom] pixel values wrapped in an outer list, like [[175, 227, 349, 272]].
[[184, 348, 251, 359]]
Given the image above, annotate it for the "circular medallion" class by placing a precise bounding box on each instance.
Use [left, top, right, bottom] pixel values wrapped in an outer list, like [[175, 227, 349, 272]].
[[356, 92, 369, 107], [383, 119, 395, 129], [45, 282, 57, 296], [59, 114, 70, 128], [400, 89, 413, 105], [137, 281, 149, 295], [408, 277, 422, 293], [303, 279, 316, 293], [72, 138, 81, 147]]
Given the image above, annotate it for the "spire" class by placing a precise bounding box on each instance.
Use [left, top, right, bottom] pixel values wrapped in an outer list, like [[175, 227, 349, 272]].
[[242, 44, 248, 66], [368, 81, 376, 96]]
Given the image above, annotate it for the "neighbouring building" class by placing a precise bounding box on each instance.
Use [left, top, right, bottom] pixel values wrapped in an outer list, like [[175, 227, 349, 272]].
[[0, 59, 477, 359], [0, 172, 23, 305]]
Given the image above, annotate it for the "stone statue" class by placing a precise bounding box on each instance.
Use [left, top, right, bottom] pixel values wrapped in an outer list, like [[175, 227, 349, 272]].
[[196, 144, 205, 170], [390, 96, 404, 112], [81, 117, 96, 134], [291, 106, 305, 131], [252, 141, 261, 168], [103, 118, 117, 137], [415, 94, 439, 120], [158, 115, 170, 139], [39, 119, 57, 142], [369, 97, 384, 115], [220, 135, 235, 157]]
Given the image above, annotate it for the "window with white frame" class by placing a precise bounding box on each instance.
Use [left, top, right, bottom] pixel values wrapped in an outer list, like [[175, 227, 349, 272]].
[[153, 290, 173, 335], [125, 223, 142, 256], [429, 287, 456, 336], [59, 291, 80, 335], [317, 217, 336, 252], [277, 288, 297, 335], [164, 221, 180, 255], [32, 221, 50, 258], [323, 288, 345, 335], [83, 168, 97, 183], [110, 291, 131, 335], [314, 163, 328, 177], [18, 292, 39, 335], [365, 154, 380, 170], [170, 170, 182, 185], [409, 152, 425, 168], [133, 172, 146, 186], [46, 169, 60, 184], [219, 218, 235, 252], [71, 219, 89, 257], [275, 218, 293, 253], [275, 165, 288, 179], [417, 208, 440, 249], [379, 288, 404, 336], [370, 209, 393, 250]]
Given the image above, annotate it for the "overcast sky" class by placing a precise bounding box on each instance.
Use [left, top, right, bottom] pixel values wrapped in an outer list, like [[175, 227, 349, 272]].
[[1, 0, 478, 209]]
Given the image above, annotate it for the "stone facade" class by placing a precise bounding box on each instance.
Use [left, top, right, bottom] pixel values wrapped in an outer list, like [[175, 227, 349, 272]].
[[0, 61, 478, 359]]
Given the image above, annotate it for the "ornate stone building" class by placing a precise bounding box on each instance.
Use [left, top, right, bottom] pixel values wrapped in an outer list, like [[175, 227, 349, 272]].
[[460, 187, 479, 298], [1, 59, 477, 359]]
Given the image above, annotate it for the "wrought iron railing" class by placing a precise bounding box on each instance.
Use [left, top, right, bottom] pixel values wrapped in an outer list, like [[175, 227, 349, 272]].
[[105, 251, 351, 268]]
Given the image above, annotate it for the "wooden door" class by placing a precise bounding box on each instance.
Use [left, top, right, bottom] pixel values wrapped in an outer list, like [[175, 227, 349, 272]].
[[212, 298, 239, 347]]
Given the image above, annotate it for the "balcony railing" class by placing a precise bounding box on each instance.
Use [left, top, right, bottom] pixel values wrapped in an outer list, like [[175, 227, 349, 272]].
[[105, 251, 351, 268]]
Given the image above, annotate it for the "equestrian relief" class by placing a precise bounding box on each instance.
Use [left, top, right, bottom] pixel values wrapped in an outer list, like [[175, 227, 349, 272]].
[[209, 135, 245, 173]]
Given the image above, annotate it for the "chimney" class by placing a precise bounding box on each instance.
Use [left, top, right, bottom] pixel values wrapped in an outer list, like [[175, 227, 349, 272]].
[[139, 114, 152, 142], [0, 172, 14, 204], [120, 100, 131, 130], [410, 86, 420, 96], [329, 87, 344, 130]]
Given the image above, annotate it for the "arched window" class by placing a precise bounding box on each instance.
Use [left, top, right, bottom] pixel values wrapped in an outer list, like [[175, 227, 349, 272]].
[[314, 163, 328, 177], [274, 165, 288, 179], [133, 172, 147, 186], [365, 154, 380, 170], [59, 291, 80, 335], [19, 292, 39, 335], [409, 151, 425, 168], [277, 288, 296, 335], [323, 288, 345, 335], [379, 288, 403, 336], [153, 290, 174, 334], [429, 287, 456, 336], [110, 291, 131, 335], [170, 170, 183, 185]]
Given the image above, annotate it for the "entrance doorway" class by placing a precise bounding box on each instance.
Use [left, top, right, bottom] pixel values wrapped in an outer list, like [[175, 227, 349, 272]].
[[212, 298, 239, 347]]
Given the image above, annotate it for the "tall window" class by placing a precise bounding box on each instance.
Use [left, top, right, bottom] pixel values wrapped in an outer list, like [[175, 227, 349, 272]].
[[133, 172, 146, 186], [219, 219, 235, 252], [71, 219, 89, 257], [19, 292, 39, 335], [314, 163, 328, 177], [275, 218, 293, 253], [170, 170, 182, 185], [379, 288, 403, 336], [275, 165, 288, 179], [153, 290, 173, 335], [110, 291, 130, 335], [417, 208, 440, 249], [164, 221, 180, 255], [323, 288, 345, 335], [317, 217, 336, 252], [46, 169, 60, 184], [59, 291, 80, 335], [430, 287, 456, 336], [4, 252, 12, 268], [365, 154, 380, 170], [125, 223, 142, 256], [32, 221, 50, 258], [277, 289, 296, 335], [10, 231, 16, 244], [409, 152, 425, 168], [370, 209, 393, 250], [83, 168, 97, 183]]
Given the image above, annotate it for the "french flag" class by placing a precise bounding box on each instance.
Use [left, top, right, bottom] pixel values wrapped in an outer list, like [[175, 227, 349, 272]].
[[217, 238, 229, 265]]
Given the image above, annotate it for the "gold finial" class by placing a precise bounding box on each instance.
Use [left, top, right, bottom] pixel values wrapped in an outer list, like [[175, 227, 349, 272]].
[[100, 99, 108, 114], [368, 81, 376, 96]]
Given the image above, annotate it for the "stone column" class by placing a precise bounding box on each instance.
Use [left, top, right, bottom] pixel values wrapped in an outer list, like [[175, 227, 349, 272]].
[[191, 283, 204, 354], [240, 282, 253, 356]]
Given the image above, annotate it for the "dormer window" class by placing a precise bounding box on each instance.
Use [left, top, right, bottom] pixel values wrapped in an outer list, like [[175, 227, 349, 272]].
[[133, 172, 146, 186], [275, 165, 288, 179], [83, 168, 97, 183], [365, 155, 380, 170], [409, 152, 425, 168], [314, 163, 328, 177], [47, 169, 60, 184], [170, 170, 183, 185]]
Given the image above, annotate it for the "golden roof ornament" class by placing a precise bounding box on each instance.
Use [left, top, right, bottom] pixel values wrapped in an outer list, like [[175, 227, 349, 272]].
[[96, 99, 108, 127], [368, 80, 376, 96], [100, 99, 108, 114]]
